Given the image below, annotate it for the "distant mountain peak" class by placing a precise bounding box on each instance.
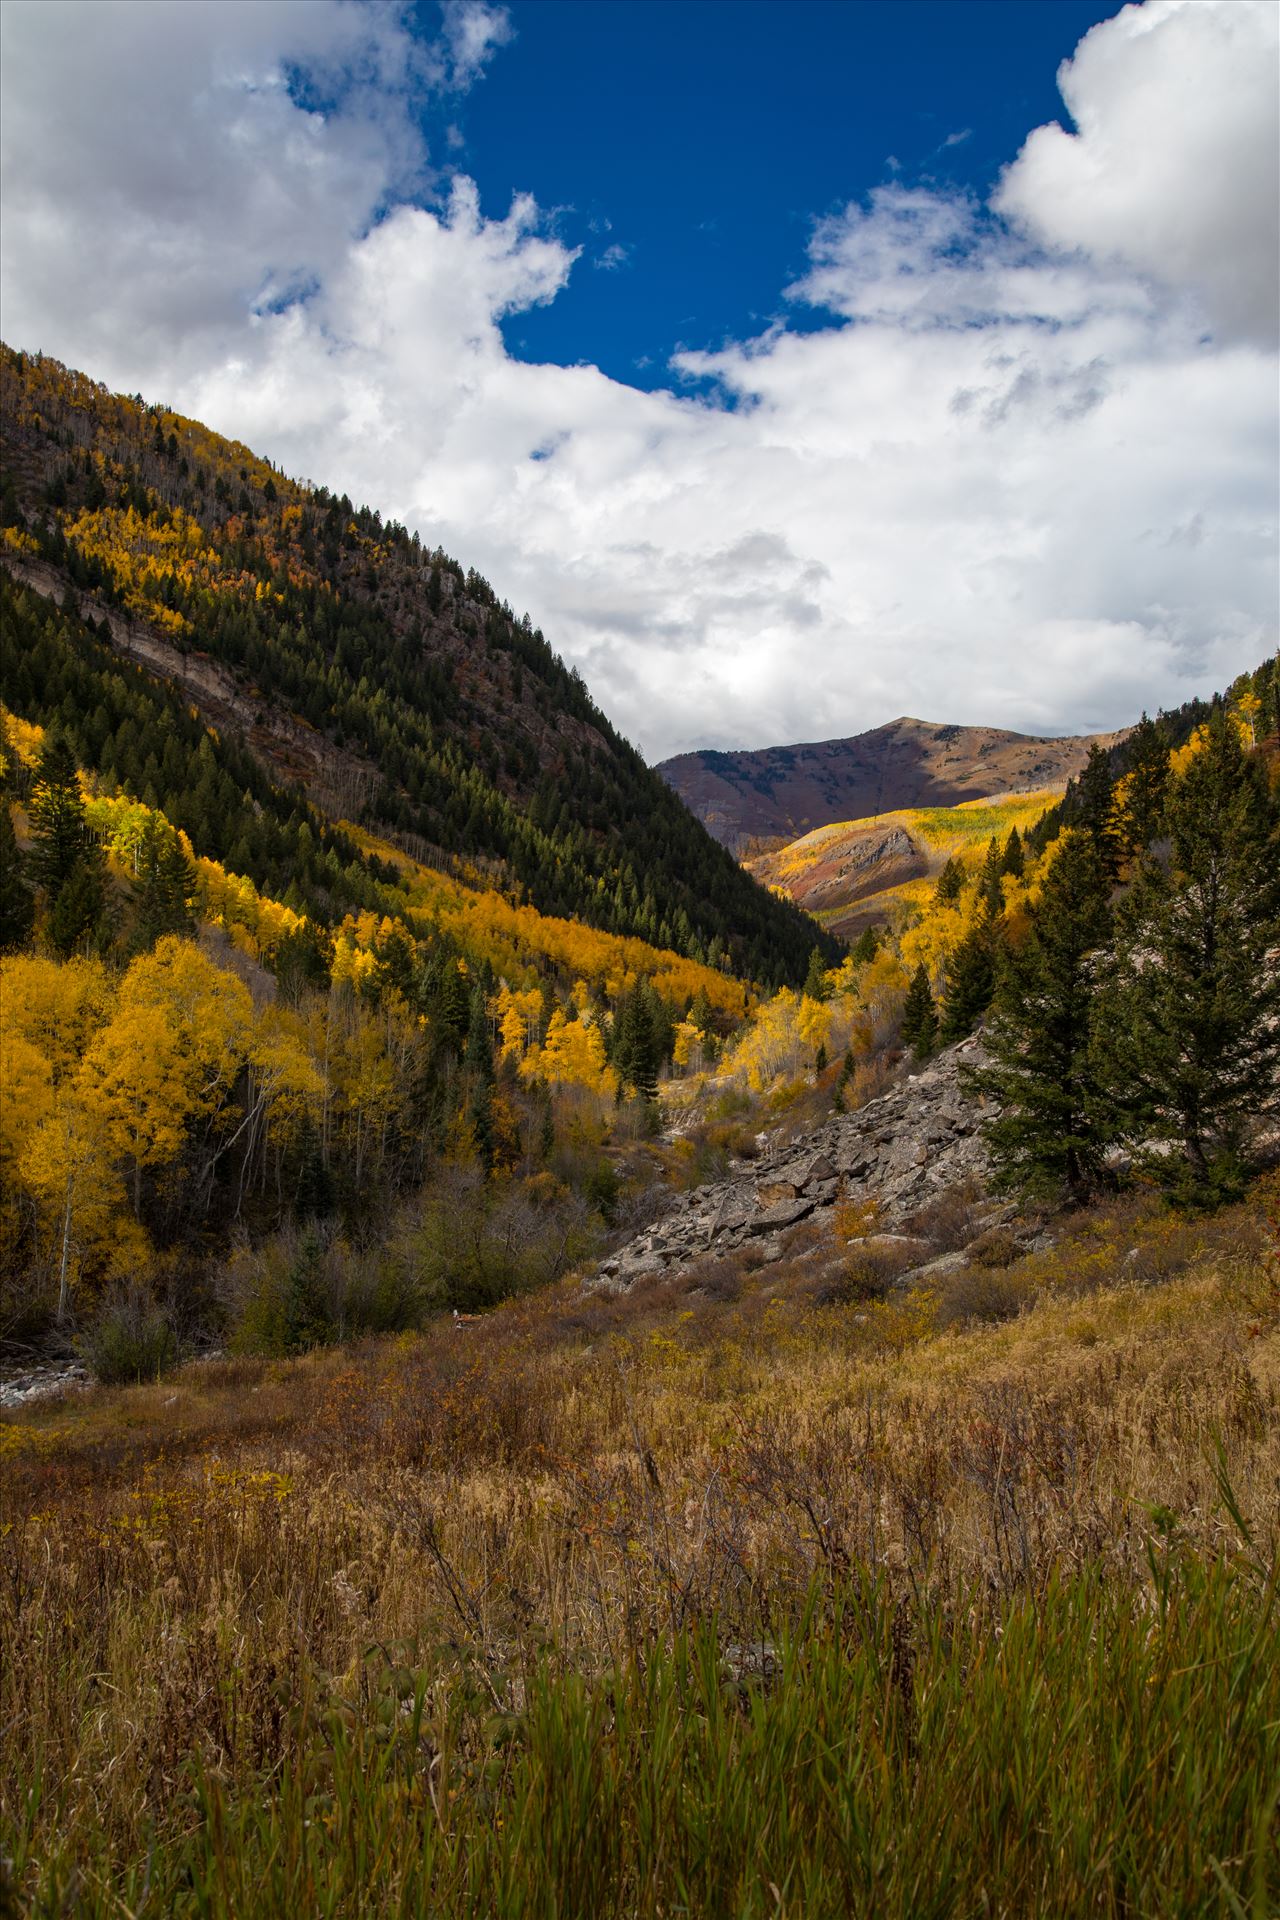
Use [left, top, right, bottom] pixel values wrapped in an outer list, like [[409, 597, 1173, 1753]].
[[658, 716, 1128, 854]]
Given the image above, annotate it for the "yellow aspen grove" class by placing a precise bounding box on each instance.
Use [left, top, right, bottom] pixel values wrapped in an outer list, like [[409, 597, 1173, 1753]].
[[19, 1092, 146, 1315], [521, 1009, 618, 1096]]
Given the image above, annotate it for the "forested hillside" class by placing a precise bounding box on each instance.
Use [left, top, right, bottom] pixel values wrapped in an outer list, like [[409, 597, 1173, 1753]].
[[0, 346, 834, 986]]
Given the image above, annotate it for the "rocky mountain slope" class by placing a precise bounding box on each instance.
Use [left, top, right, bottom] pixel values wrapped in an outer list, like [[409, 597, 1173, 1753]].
[[746, 790, 1060, 939], [596, 1037, 1007, 1290], [659, 716, 1126, 853]]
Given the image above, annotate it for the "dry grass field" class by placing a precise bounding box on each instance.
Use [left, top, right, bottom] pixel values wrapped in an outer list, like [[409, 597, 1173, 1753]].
[[3, 1182, 1278, 1916]]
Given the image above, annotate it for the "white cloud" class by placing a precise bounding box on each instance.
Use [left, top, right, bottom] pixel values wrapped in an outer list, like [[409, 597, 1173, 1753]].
[[996, 0, 1280, 347], [441, 0, 513, 88], [0, 0, 1275, 763]]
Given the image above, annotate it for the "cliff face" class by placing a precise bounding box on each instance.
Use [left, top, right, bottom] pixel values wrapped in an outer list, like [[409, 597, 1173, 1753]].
[[659, 716, 1127, 853]]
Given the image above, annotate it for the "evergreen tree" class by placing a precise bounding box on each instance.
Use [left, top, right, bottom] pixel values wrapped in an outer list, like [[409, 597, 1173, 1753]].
[[613, 987, 661, 1101], [27, 734, 90, 897], [1116, 714, 1171, 861], [1001, 827, 1025, 880], [130, 814, 195, 949], [900, 962, 938, 1058], [934, 857, 966, 905], [850, 925, 881, 964], [45, 856, 108, 957], [0, 801, 34, 951], [939, 918, 998, 1044], [803, 946, 830, 1001], [1092, 714, 1280, 1206], [1073, 744, 1122, 879], [973, 831, 1113, 1203], [978, 835, 1006, 917], [464, 987, 495, 1085]]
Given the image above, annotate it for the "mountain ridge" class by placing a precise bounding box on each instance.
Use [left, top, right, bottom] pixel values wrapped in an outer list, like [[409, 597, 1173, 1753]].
[[0, 344, 836, 984], [659, 714, 1129, 853]]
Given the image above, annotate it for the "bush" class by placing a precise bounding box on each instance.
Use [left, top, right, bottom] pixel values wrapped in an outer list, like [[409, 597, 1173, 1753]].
[[223, 1224, 430, 1357], [77, 1284, 178, 1385], [933, 1262, 1033, 1329]]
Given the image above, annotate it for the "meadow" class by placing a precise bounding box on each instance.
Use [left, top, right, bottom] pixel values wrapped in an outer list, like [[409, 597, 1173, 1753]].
[[3, 1182, 1278, 1917]]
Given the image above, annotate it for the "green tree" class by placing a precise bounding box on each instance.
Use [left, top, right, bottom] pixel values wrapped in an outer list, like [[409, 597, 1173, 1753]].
[[131, 814, 195, 949], [900, 962, 938, 1058], [1073, 744, 1122, 879], [973, 831, 1113, 1203], [613, 986, 661, 1101], [940, 917, 999, 1044], [803, 946, 830, 1001], [1092, 715, 1280, 1206], [0, 802, 34, 951], [27, 734, 90, 898], [45, 857, 108, 957], [934, 857, 966, 905], [1116, 714, 1171, 861]]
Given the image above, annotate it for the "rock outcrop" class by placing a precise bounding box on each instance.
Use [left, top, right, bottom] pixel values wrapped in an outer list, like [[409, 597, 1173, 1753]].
[[596, 1037, 995, 1289]]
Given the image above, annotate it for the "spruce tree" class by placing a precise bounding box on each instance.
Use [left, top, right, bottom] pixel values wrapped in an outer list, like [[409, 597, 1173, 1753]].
[[0, 802, 34, 951], [131, 815, 195, 949], [900, 962, 938, 1058], [613, 988, 660, 1101], [803, 946, 830, 1001], [1001, 827, 1025, 880], [934, 857, 966, 905], [1116, 714, 1171, 861], [940, 916, 999, 1043], [1092, 713, 1280, 1205], [978, 836, 1006, 918], [850, 925, 881, 964], [27, 734, 90, 897], [1073, 744, 1122, 879], [973, 831, 1113, 1203]]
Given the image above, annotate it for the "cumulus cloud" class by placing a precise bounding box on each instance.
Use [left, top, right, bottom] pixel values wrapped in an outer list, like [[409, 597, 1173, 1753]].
[[996, 0, 1280, 346], [0, 0, 1274, 762]]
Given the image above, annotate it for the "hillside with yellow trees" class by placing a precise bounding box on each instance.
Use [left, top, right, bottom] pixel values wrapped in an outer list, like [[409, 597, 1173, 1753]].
[[0, 344, 832, 987], [1, 356, 1277, 1920]]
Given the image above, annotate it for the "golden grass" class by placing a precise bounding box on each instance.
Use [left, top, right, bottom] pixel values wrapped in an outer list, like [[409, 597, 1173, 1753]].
[[3, 1185, 1278, 1913]]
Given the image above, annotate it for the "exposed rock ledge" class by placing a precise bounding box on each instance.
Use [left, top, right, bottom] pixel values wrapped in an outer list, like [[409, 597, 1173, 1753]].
[[595, 1036, 995, 1290]]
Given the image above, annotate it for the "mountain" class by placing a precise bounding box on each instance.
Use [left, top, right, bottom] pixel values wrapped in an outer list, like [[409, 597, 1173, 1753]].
[[745, 791, 1062, 939], [658, 715, 1128, 854], [0, 345, 836, 986]]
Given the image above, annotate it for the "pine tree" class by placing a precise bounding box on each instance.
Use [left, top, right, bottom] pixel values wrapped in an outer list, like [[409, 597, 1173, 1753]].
[[613, 988, 660, 1101], [977, 835, 1013, 918], [803, 946, 830, 1001], [27, 734, 90, 897], [939, 918, 997, 1044], [0, 801, 34, 951], [1001, 827, 1025, 879], [1092, 714, 1280, 1205], [45, 857, 108, 957], [900, 962, 938, 1058], [973, 831, 1113, 1203], [131, 815, 195, 949], [934, 857, 966, 905], [1116, 714, 1171, 861], [850, 925, 881, 965], [1073, 744, 1122, 879]]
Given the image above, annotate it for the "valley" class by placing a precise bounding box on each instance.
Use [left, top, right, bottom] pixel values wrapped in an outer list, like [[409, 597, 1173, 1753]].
[[2, 347, 1277, 1920]]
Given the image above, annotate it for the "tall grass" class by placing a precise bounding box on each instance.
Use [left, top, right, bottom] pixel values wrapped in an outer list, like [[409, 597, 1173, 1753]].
[[2, 1188, 1277, 1915]]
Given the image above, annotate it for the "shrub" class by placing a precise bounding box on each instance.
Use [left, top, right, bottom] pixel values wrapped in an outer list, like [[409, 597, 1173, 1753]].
[[77, 1283, 178, 1384]]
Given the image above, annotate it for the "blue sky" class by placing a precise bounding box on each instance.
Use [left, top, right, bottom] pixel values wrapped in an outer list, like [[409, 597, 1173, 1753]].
[[1, 0, 1276, 759], [448, 1, 1122, 387]]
